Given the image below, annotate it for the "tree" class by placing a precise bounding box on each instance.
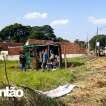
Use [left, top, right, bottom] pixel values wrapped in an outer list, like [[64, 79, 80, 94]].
[[56, 37, 69, 42], [0, 23, 68, 43], [29, 31, 46, 39], [41, 25, 56, 40], [89, 35, 106, 50], [30, 25, 56, 40], [0, 23, 31, 43], [56, 37, 64, 42], [74, 39, 86, 48]]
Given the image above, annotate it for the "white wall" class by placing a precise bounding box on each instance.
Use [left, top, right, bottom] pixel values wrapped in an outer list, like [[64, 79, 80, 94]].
[[62, 54, 85, 58], [0, 55, 19, 61], [0, 54, 85, 61]]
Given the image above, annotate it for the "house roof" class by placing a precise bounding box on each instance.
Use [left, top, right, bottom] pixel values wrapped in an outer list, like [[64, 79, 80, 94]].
[[26, 39, 55, 45]]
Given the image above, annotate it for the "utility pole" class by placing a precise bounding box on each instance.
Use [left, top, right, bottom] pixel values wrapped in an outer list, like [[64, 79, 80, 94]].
[[97, 26, 99, 35], [96, 26, 100, 56], [86, 33, 89, 55]]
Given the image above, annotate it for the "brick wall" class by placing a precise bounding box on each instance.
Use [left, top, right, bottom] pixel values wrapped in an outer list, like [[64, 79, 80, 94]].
[[2, 40, 86, 55], [8, 46, 23, 55], [60, 42, 86, 54]]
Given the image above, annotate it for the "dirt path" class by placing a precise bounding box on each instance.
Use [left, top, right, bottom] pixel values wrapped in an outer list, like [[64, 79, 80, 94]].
[[60, 57, 106, 106]]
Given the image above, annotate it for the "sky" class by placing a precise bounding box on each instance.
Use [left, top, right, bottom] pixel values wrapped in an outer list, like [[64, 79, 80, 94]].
[[0, 0, 106, 42]]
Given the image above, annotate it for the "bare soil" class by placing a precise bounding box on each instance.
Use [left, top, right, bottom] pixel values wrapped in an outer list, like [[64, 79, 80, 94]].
[[60, 57, 106, 106]]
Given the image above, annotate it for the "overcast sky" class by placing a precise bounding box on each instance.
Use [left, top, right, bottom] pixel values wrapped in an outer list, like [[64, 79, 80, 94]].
[[0, 0, 106, 41]]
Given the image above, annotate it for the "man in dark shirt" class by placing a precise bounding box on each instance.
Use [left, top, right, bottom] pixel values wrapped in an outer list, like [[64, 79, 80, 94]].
[[19, 52, 26, 71]]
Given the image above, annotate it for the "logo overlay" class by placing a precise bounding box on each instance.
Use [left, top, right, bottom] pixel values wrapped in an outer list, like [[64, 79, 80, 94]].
[[0, 87, 24, 97]]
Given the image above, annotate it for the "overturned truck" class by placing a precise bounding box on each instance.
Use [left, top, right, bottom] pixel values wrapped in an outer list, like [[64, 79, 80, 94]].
[[23, 40, 62, 69]]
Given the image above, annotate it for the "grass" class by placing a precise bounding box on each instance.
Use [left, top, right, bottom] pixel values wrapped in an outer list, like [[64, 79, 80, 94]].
[[0, 58, 79, 91], [0, 56, 106, 106], [64, 56, 88, 67]]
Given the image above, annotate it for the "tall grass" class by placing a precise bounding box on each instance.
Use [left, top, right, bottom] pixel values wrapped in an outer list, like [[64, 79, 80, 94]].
[[0, 60, 76, 90]]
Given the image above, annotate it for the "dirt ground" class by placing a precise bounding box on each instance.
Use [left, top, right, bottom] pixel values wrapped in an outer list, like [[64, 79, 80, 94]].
[[60, 57, 106, 106]]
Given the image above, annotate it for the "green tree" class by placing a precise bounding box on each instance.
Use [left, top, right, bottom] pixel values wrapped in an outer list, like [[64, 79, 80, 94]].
[[56, 37, 69, 42], [74, 39, 86, 48], [0, 23, 68, 43], [41, 25, 56, 40], [89, 35, 106, 50], [56, 37, 64, 42], [0, 23, 31, 43], [29, 31, 47, 39], [30, 25, 56, 40]]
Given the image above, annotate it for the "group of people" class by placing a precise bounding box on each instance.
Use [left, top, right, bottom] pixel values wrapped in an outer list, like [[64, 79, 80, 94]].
[[19, 49, 60, 71], [39, 49, 60, 70]]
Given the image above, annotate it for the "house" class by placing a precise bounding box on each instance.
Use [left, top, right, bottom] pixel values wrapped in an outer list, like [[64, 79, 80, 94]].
[[0, 42, 23, 55], [0, 42, 23, 60]]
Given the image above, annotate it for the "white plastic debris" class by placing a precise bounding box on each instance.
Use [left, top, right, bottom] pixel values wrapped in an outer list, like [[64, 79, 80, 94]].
[[43, 84, 76, 98]]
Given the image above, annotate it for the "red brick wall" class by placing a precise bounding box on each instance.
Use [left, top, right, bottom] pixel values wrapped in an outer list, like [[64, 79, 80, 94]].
[[8, 46, 23, 55], [60, 43, 86, 54], [5, 40, 86, 55]]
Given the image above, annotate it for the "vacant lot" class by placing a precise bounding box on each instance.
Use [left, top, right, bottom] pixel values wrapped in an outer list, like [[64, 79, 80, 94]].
[[0, 58, 78, 90], [60, 57, 106, 106], [0, 56, 106, 106]]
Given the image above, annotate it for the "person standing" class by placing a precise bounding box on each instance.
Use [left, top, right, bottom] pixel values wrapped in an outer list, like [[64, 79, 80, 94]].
[[42, 49, 48, 69], [39, 51, 43, 68], [19, 52, 26, 71]]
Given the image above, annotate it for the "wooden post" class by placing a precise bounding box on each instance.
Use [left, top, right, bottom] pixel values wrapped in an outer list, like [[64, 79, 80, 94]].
[[64, 45, 67, 69], [58, 45, 61, 68], [3, 54, 10, 87], [48, 45, 50, 58]]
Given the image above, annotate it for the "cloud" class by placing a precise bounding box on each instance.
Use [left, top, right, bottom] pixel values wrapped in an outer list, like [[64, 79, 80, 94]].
[[88, 16, 106, 25], [50, 19, 69, 27], [23, 12, 48, 20]]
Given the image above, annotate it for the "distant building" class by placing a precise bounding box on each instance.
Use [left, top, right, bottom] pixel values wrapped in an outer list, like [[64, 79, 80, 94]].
[[0, 42, 23, 55], [0, 39, 87, 60]]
